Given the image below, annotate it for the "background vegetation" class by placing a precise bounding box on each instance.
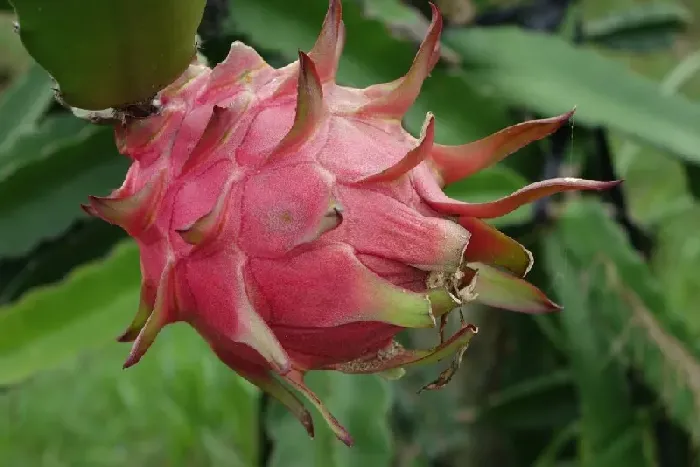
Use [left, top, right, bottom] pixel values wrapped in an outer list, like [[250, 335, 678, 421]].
[[1, 0, 699, 465]]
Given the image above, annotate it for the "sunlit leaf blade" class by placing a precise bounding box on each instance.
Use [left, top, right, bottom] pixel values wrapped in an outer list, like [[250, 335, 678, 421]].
[[551, 200, 700, 444], [0, 324, 261, 467], [267, 372, 393, 467], [443, 28, 700, 164], [0, 241, 139, 385], [8, 0, 206, 109]]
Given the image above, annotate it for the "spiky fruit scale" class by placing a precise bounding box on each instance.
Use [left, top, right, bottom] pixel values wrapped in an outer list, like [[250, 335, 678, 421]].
[[84, 0, 618, 445]]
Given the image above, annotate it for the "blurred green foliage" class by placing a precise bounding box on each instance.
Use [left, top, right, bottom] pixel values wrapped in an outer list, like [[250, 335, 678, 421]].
[[1, 0, 700, 466]]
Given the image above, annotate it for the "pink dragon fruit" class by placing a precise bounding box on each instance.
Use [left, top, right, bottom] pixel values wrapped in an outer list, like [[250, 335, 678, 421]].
[[83, 0, 617, 445]]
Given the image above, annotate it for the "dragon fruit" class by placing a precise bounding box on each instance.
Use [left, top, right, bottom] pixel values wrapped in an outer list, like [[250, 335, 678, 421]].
[[82, 0, 617, 445]]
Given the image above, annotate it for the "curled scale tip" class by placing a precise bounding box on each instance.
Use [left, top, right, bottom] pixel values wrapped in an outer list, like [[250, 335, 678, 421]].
[[176, 181, 234, 247], [306, 203, 344, 242], [459, 217, 533, 278], [123, 262, 178, 368], [354, 3, 443, 119], [180, 105, 229, 175], [428, 177, 621, 220], [80, 203, 96, 217], [84, 169, 165, 235], [269, 52, 325, 160], [280, 370, 355, 446], [359, 112, 435, 183], [470, 263, 562, 313], [309, 0, 345, 82], [430, 109, 577, 187], [116, 281, 156, 343]]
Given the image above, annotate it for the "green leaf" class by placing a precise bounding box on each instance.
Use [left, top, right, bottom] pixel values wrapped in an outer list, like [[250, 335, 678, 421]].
[[267, 372, 393, 467], [653, 205, 700, 339], [583, 2, 693, 51], [476, 369, 577, 431], [612, 48, 700, 226], [551, 199, 700, 444], [361, 0, 424, 29], [0, 12, 31, 75], [392, 351, 469, 460], [615, 143, 693, 225], [533, 420, 581, 467], [0, 113, 87, 176], [0, 324, 260, 467], [544, 230, 650, 466], [0, 240, 139, 386], [444, 166, 532, 227], [9, 0, 206, 109], [442, 28, 700, 164], [228, 0, 512, 144], [0, 219, 126, 305], [0, 62, 53, 153], [0, 124, 128, 259]]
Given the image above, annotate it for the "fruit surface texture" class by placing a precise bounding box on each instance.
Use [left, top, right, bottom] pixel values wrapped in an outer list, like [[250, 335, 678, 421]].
[[83, 0, 616, 444]]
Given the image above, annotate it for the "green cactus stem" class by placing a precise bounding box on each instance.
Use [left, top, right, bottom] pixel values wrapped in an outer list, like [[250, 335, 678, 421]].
[[9, 0, 206, 110]]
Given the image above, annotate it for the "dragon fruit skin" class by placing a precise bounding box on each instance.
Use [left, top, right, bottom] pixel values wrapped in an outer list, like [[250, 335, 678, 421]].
[[83, 0, 618, 445]]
